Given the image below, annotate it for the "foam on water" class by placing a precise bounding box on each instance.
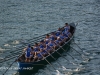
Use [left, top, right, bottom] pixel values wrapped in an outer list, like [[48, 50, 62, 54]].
[[4, 44, 10, 47], [12, 40, 20, 45]]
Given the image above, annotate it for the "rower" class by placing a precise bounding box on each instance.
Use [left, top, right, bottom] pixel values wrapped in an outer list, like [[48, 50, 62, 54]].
[[50, 32, 57, 41], [39, 40, 45, 49], [62, 29, 72, 39], [25, 44, 33, 62], [44, 34, 50, 44], [58, 33, 67, 43], [48, 39, 57, 51], [31, 47, 35, 56], [55, 37, 63, 45], [33, 51, 44, 61], [39, 40, 48, 56], [37, 52, 43, 60], [62, 23, 72, 38], [37, 46, 49, 60], [33, 43, 40, 52], [33, 42, 47, 61], [55, 28, 61, 36], [41, 48, 48, 56], [33, 43, 40, 61], [44, 44, 52, 53], [34, 51, 46, 61]]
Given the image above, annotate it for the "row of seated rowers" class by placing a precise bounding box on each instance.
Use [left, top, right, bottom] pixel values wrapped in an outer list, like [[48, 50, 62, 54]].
[[22, 23, 72, 62]]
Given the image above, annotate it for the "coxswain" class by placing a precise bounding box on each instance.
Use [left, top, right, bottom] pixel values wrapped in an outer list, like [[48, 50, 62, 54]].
[[24, 44, 33, 62]]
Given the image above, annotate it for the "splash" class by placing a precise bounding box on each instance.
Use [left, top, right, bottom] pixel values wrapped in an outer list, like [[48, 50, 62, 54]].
[[12, 40, 20, 44], [56, 70, 61, 75], [62, 66, 67, 70], [75, 59, 82, 63], [67, 72, 73, 75], [83, 51, 90, 55], [4, 44, 10, 47], [0, 57, 4, 60], [0, 48, 5, 51], [74, 68, 80, 72], [20, 39, 27, 44]]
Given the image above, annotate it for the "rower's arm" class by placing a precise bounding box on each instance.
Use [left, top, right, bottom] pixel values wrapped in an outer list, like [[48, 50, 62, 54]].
[[23, 48, 27, 52]]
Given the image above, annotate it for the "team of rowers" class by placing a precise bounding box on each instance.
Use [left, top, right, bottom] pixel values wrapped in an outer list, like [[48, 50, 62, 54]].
[[23, 23, 72, 62]]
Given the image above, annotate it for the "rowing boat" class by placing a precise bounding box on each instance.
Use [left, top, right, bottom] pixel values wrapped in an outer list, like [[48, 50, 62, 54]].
[[17, 23, 76, 75]]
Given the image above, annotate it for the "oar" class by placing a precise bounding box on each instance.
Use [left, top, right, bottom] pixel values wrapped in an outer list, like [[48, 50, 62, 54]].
[[0, 51, 22, 63], [2, 54, 20, 75], [59, 36, 84, 60], [72, 41, 90, 55], [2, 38, 43, 62], [39, 53, 56, 70], [53, 48, 76, 64], [2, 51, 25, 75], [0, 55, 20, 63], [48, 44, 79, 68], [47, 39, 84, 66], [75, 22, 78, 26], [2, 31, 56, 62], [73, 41, 84, 52], [40, 53, 61, 74], [54, 41, 78, 61], [64, 28, 87, 60], [2, 61, 15, 75], [68, 45, 82, 56], [67, 44, 89, 60], [72, 23, 90, 55], [69, 45, 84, 58], [44, 48, 63, 67]]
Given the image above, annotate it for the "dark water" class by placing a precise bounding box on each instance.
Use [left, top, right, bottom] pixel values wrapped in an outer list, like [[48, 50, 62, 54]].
[[0, 0, 100, 75]]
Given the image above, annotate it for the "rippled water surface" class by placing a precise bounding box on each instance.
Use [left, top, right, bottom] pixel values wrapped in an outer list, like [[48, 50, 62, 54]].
[[0, 0, 100, 75]]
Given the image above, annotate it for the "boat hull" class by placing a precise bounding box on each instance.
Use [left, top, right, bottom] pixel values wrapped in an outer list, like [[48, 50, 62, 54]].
[[17, 23, 76, 75]]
